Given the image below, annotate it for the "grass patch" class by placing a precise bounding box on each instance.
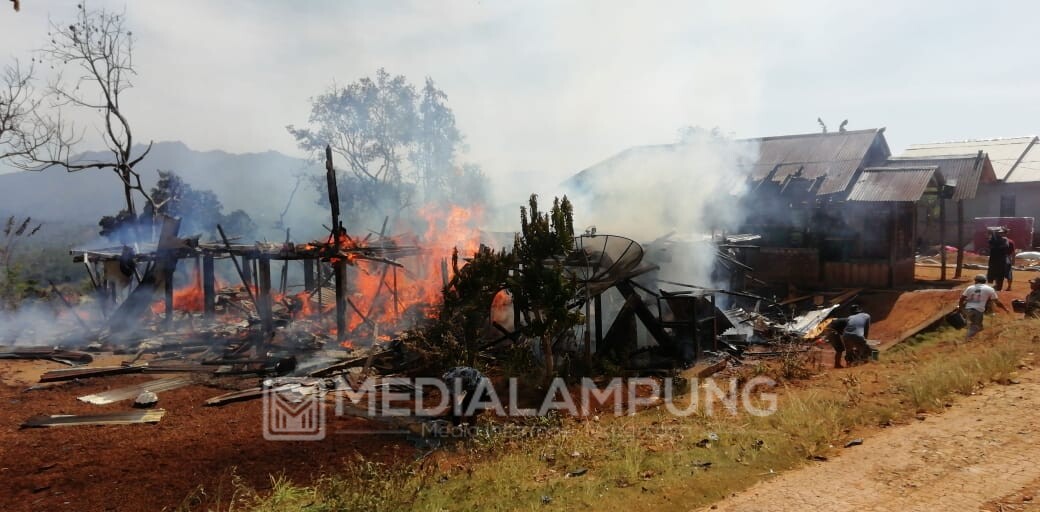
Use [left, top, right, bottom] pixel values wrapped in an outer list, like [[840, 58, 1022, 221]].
[[196, 317, 1040, 512]]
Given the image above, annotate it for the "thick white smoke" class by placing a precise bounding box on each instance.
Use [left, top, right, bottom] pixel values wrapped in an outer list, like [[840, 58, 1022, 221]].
[[563, 129, 758, 288]]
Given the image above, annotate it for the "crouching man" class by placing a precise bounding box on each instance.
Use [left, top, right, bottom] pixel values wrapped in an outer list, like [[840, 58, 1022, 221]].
[[960, 274, 1010, 340], [1025, 277, 1040, 319], [840, 305, 872, 366]]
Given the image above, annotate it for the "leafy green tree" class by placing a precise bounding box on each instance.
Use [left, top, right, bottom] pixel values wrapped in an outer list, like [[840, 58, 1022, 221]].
[[509, 194, 582, 376], [123, 170, 257, 239], [288, 70, 487, 229]]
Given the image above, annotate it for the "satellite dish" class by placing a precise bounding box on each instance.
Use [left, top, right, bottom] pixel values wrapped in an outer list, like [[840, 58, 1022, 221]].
[[565, 234, 644, 296]]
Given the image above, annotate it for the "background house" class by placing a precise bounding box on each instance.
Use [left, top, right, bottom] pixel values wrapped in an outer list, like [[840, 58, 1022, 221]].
[[903, 137, 1038, 249], [739, 128, 925, 289]]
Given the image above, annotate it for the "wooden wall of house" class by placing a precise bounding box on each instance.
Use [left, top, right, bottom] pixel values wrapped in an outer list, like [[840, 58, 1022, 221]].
[[823, 257, 914, 288], [747, 247, 820, 286], [745, 201, 918, 289]]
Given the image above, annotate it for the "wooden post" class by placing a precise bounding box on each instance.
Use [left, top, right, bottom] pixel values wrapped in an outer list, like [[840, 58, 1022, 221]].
[[303, 259, 315, 290], [241, 255, 253, 286], [955, 200, 965, 278], [203, 254, 215, 319], [325, 144, 348, 344], [392, 266, 400, 316], [939, 194, 947, 281], [316, 262, 324, 321], [258, 255, 273, 336]]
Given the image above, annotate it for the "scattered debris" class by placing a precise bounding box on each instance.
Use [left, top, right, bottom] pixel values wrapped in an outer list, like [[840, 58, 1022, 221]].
[[0, 347, 93, 365], [22, 409, 166, 428], [77, 376, 191, 405], [133, 391, 159, 408]]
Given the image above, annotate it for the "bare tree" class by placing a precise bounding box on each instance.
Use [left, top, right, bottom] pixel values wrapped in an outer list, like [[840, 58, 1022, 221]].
[[20, 4, 155, 217], [0, 60, 54, 166]]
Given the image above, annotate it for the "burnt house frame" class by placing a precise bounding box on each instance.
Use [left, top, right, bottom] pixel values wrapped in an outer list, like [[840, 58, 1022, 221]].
[[740, 129, 954, 289]]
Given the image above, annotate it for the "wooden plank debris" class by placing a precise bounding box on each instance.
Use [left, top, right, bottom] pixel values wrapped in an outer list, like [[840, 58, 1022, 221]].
[[40, 365, 145, 383], [22, 409, 166, 428], [0, 347, 94, 365], [77, 376, 192, 405]]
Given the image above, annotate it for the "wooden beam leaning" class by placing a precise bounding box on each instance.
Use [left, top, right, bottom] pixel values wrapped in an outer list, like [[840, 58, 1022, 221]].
[[216, 224, 258, 312], [325, 144, 348, 344]]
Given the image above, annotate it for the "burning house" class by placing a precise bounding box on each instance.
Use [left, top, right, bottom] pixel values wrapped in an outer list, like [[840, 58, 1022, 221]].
[[567, 127, 994, 290], [742, 128, 1003, 286]]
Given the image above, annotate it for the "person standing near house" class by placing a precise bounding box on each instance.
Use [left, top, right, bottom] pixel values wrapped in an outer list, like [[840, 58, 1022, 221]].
[[841, 305, 872, 365], [1025, 277, 1040, 319], [1005, 230, 1017, 290], [959, 274, 1010, 340], [987, 228, 1011, 290]]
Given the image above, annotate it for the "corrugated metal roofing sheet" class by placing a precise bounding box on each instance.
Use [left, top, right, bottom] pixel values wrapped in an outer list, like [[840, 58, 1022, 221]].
[[747, 129, 887, 196], [1005, 142, 1040, 183], [902, 137, 1037, 181], [846, 166, 940, 202], [881, 154, 995, 201]]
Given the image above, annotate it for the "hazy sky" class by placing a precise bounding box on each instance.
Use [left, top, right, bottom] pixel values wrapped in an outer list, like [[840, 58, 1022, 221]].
[[3, 0, 1040, 194]]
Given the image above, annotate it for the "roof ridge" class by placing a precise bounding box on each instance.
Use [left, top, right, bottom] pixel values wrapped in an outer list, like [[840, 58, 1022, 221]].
[[863, 166, 939, 172], [907, 135, 1038, 148], [743, 128, 881, 142], [888, 154, 979, 160]]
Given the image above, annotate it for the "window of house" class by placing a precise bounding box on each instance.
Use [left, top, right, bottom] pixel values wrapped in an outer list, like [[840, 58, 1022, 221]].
[[1000, 195, 1016, 217]]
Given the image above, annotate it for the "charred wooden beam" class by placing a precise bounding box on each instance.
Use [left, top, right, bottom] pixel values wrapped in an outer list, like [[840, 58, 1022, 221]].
[[615, 280, 675, 351], [303, 259, 315, 290], [203, 254, 215, 318], [600, 294, 640, 360], [216, 224, 258, 311], [241, 255, 253, 284], [258, 254, 274, 337], [326, 145, 348, 343], [107, 217, 181, 340], [47, 280, 92, 334]]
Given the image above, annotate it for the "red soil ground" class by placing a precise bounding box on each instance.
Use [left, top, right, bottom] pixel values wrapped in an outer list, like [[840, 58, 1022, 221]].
[[0, 364, 412, 512], [2, 264, 1037, 511]]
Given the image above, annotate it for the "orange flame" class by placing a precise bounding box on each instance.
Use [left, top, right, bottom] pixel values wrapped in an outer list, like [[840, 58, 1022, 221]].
[[151, 269, 214, 314]]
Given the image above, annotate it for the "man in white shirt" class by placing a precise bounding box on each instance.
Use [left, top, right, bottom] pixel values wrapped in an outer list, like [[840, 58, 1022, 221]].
[[959, 274, 1010, 340]]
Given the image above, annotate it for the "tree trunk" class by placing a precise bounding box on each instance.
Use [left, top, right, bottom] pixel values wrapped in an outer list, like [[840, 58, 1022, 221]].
[[541, 335, 554, 376], [121, 166, 135, 216]]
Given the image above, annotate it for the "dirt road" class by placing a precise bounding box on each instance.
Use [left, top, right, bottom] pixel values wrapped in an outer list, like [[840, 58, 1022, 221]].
[[701, 366, 1040, 512]]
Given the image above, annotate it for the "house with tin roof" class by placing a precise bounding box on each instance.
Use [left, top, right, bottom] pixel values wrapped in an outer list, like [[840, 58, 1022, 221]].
[[902, 136, 1038, 249]]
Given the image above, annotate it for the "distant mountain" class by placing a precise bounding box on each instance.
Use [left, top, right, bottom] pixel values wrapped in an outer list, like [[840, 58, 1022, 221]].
[[0, 141, 327, 238]]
